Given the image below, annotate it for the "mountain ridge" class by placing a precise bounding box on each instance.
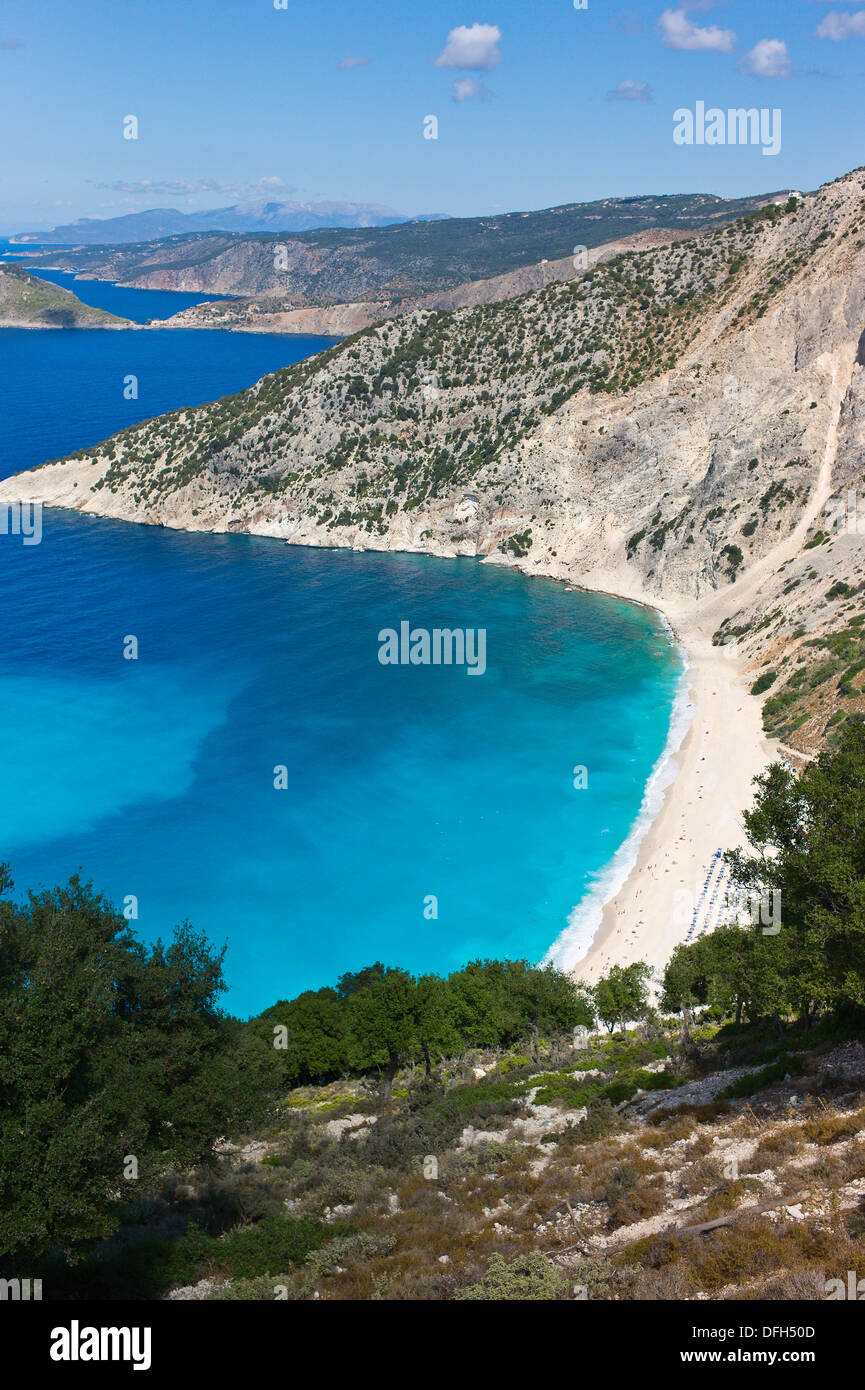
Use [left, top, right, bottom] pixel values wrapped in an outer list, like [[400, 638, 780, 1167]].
[[11, 199, 442, 246], [15, 190, 791, 302]]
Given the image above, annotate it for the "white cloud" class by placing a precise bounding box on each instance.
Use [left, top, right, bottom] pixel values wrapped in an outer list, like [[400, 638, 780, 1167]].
[[339, 56, 369, 69], [452, 77, 490, 101], [740, 38, 793, 78], [92, 176, 296, 200], [607, 80, 653, 101], [816, 11, 865, 40], [658, 7, 736, 52], [435, 23, 502, 71]]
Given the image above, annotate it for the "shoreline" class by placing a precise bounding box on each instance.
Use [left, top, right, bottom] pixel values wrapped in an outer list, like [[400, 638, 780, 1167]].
[[0, 496, 775, 989], [543, 630, 696, 976], [564, 605, 774, 986]]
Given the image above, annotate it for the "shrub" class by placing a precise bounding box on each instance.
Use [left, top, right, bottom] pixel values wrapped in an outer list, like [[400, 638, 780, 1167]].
[[207, 1273, 295, 1301], [603, 1163, 666, 1228], [456, 1252, 570, 1300], [171, 1213, 343, 1283], [570, 1100, 623, 1144], [800, 1108, 865, 1146], [751, 670, 777, 695], [827, 582, 853, 602], [303, 1231, 396, 1286], [750, 1129, 803, 1168]]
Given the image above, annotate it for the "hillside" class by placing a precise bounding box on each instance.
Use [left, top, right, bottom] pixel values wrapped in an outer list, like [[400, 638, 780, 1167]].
[[151, 227, 695, 337], [32, 1013, 865, 1302], [4, 171, 865, 771], [0, 263, 130, 328], [23, 189, 785, 301]]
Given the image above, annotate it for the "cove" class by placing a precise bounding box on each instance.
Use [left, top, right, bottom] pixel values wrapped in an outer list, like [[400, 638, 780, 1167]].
[[0, 241, 223, 324], [0, 512, 681, 1017], [0, 279, 682, 1018]]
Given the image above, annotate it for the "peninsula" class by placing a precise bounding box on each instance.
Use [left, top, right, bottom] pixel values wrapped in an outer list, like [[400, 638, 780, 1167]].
[[0, 263, 131, 329]]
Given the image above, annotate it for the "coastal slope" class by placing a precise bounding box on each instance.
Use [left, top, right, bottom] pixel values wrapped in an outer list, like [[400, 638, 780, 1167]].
[[0, 264, 130, 328], [4, 170, 865, 981], [150, 229, 695, 337]]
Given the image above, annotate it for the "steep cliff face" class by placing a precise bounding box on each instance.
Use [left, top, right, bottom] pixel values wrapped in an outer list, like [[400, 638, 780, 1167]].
[[4, 171, 865, 752]]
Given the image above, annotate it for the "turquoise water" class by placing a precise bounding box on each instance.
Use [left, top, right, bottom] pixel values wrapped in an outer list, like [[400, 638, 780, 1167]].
[[0, 278, 682, 1018]]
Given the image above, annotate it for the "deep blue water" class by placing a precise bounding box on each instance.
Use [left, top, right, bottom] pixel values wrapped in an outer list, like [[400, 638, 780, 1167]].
[[0, 239, 221, 323], [0, 276, 682, 1019], [0, 328, 337, 473], [8, 265, 220, 324]]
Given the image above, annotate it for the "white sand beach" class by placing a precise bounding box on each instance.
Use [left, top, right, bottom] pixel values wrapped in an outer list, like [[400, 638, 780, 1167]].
[[567, 345, 855, 987], [573, 609, 774, 984]]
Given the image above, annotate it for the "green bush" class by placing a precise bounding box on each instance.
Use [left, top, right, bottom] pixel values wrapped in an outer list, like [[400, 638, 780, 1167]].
[[751, 670, 777, 695], [456, 1252, 569, 1301]]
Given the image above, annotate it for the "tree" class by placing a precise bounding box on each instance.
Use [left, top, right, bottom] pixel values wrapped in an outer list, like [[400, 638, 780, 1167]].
[[510, 962, 595, 1058], [661, 940, 708, 1039], [592, 962, 652, 1035], [0, 874, 261, 1261], [415, 973, 461, 1076], [256, 987, 347, 1086], [345, 967, 421, 1100], [445, 959, 527, 1049], [444, 959, 592, 1052], [725, 721, 865, 1021], [335, 962, 389, 1000], [664, 928, 787, 1028]]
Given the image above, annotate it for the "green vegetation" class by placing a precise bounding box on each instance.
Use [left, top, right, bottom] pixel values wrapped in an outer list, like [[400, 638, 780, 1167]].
[[721, 544, 744, 580], [592, 962, 652, 1033], [663, 723, 865, 1025], [760, 616, 865, 743], [0, 264, 129, 327], [751, 669, 777, 695], [456, 1251, 570, 1300], [254, 958, 594, 1094], [0, 866, 271, 1262]]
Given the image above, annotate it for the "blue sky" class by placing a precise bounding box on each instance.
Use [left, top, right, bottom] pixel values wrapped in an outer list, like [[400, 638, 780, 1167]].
[[1, 1, 864, 232]]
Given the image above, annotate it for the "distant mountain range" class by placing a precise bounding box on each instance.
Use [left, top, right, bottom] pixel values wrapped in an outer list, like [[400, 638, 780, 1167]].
[[11, 200, 447, 246]]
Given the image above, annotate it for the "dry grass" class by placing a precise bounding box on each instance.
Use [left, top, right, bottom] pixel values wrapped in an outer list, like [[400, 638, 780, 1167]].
[[799, 1105, 865, 1146]]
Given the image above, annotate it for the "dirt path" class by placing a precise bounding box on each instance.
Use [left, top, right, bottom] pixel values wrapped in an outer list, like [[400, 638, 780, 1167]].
[[694, 344, 858, 638]]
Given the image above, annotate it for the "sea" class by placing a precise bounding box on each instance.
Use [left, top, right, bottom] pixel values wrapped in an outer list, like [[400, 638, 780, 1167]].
[[0, 246, 685, 1017]]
